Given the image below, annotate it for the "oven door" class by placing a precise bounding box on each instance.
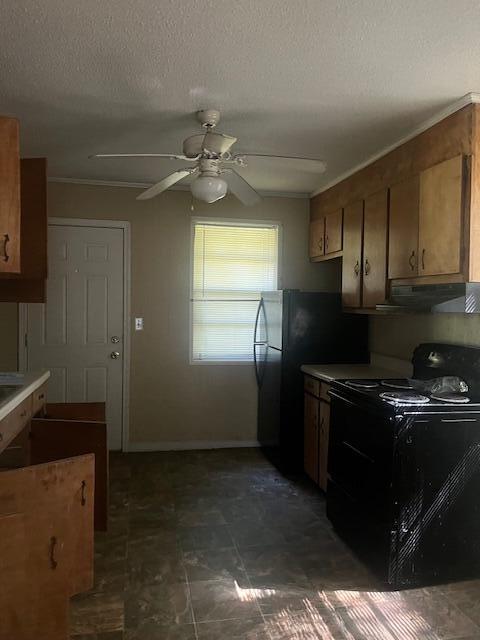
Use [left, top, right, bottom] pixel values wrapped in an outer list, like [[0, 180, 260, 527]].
[[326, 389, 395, 576]]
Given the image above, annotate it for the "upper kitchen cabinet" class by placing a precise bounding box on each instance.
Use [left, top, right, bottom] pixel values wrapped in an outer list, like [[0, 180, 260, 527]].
[[310, 104, 480, 306], [309, 218, 325, 259], [325, 209, 343, 255], [388, 175, 420, 279], [418, 155, 464, 277], [309, 200, 343, 261], [0, 157, 48, 302], [363, 189, 388, 308], [341, 200, 363, 308], [0, 117, 21, 274]]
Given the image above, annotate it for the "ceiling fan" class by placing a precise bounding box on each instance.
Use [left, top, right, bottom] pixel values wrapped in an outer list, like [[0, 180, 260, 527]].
[[91, 109, 327, 205]]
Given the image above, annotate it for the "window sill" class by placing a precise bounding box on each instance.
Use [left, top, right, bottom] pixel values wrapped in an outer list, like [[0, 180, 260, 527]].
[[190, 359, 254, 366]]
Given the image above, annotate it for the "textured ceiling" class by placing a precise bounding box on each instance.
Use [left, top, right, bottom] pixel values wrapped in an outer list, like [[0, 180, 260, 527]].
[[2, 0, 480, 195]]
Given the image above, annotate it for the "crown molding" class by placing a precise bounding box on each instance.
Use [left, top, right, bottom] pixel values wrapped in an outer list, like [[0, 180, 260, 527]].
[[310, 92, 480, 198], [47, 176, 308, 199]]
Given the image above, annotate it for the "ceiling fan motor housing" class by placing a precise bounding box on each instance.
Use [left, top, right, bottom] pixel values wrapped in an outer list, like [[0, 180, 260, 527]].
[[183, 132, 237, 158], [197, 109, 221, 128]]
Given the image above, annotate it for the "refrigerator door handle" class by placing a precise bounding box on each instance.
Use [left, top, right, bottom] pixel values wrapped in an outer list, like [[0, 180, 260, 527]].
[[253, 299, 263, 345]]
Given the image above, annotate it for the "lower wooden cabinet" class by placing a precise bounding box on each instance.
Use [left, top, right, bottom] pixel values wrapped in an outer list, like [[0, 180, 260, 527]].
[[0, 454, 94, 640], [304, 391, 319, 483], [304, 376, 331, 491]]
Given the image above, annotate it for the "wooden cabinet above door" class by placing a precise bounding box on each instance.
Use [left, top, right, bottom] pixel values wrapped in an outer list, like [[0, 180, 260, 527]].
[[418, 154, 464, 277], [341, 200, 363, 308], [363, 189, 388, 308]]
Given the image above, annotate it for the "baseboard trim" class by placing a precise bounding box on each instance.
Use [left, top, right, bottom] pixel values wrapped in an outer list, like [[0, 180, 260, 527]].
[[126, 440, 261, 452]]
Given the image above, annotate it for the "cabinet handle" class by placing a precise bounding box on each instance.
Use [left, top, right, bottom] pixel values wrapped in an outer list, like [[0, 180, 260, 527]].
[[354, 260, 360, 276], [421, 248, 425, 270], [409, 250, 416, 271], [38, 393, 45, 400], [81, 480, 87, 506], [364, 258, 371, 276], [0, 234, 9, 262], [49, 536, 58, 570]]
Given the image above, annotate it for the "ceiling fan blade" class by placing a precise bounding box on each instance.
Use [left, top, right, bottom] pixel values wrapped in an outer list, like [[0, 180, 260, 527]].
[[91, 153, 199, 161], [234, 154, 327, 173], [225, 170, 261, 206], [136, 168, 196, 201]]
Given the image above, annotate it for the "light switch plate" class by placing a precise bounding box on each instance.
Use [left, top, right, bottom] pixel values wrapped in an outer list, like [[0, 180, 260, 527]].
[[135, 317, 144, 331]]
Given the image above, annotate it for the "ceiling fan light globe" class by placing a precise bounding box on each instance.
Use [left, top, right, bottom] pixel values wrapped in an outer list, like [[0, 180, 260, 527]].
[[191, 176, 228, 203]]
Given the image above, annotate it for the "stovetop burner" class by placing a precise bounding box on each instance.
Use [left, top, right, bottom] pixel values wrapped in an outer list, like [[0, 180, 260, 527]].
[[431, 393, 471, 404], [345, 380, 380, 390], [381, 379, 413, 390], [379, 391, 430, 405]]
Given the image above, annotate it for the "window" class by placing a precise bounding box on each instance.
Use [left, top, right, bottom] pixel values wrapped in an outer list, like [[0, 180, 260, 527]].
[[191, 219, 279, 362]]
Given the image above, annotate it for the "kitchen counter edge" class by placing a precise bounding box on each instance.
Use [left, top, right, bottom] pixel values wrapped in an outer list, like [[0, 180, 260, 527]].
[[0, 370, 50, 422]]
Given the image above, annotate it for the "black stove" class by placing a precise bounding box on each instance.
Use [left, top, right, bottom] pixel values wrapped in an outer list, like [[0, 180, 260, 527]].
[[326, 343, 480, 589], [332, 377, 480, 413]]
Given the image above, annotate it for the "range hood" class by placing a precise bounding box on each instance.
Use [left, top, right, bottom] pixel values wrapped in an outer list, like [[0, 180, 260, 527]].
[[376, 283, 480, 314]]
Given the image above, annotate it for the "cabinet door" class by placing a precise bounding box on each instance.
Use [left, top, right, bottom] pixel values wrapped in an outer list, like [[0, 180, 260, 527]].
[[0, 159, 48, 302], [363, 189, 388, 308], [418, 155, 464, 276], [31, 411, 108, 532], [304, 393, 319, 483], [309, 218, 325, 258], [0, 457, 94, 639], [0, 118, 20, 274], [342, 200, 363, 308], [325, 209, 343, 254], [318, 400, 330, 491], [388, 176, 420, 279]]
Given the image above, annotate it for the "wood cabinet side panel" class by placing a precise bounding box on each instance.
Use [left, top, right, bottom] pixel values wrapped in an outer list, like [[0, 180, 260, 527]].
[[318, 400, 330, 492]]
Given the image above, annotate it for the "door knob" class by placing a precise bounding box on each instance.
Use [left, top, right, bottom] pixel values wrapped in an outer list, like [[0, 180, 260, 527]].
[[110, 351, 120, 359], [111, 336, 120, 343]]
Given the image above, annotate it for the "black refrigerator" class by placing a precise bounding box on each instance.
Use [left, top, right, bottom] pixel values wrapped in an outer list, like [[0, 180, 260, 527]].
[[254, 290, 369, 471]]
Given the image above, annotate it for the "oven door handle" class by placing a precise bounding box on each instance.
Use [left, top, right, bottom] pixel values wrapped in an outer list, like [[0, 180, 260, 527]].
[[328, 390, 357, 406], [342, 440, 375, 464]]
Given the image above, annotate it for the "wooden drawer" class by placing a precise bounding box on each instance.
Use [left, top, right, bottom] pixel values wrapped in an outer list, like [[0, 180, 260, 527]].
[[0, 396, 32, 450], [320, 383, 331, 403], [32, 382, 47, 416], [304, 376, 320, 398]]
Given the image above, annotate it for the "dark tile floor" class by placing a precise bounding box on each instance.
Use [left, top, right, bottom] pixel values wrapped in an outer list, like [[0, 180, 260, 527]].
[[71, 449, 480, 639]]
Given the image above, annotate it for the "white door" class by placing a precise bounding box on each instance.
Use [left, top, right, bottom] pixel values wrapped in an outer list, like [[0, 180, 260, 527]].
[[24, 222, 126, 450]]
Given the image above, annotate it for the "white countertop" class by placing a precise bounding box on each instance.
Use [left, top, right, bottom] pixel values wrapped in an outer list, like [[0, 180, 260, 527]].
[[0, 370, 50, 421], [301, 353, 412, 383]]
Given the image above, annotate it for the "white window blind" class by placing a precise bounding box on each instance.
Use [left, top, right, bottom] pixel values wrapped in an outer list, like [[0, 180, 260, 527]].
[[191, 221, 279, 362]]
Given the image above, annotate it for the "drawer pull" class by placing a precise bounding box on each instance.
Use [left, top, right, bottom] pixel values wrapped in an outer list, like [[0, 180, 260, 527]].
[[49, 536, 58, 570], [81, 480, 86, 506], [0, 234, 9, 262]]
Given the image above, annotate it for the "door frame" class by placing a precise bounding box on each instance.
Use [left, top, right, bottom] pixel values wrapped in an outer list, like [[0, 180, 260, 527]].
[[18, 217, 132, 452]]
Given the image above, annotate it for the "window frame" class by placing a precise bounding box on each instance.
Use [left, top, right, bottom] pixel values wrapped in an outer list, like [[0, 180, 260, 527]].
[[189, 216, 283, 365]]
